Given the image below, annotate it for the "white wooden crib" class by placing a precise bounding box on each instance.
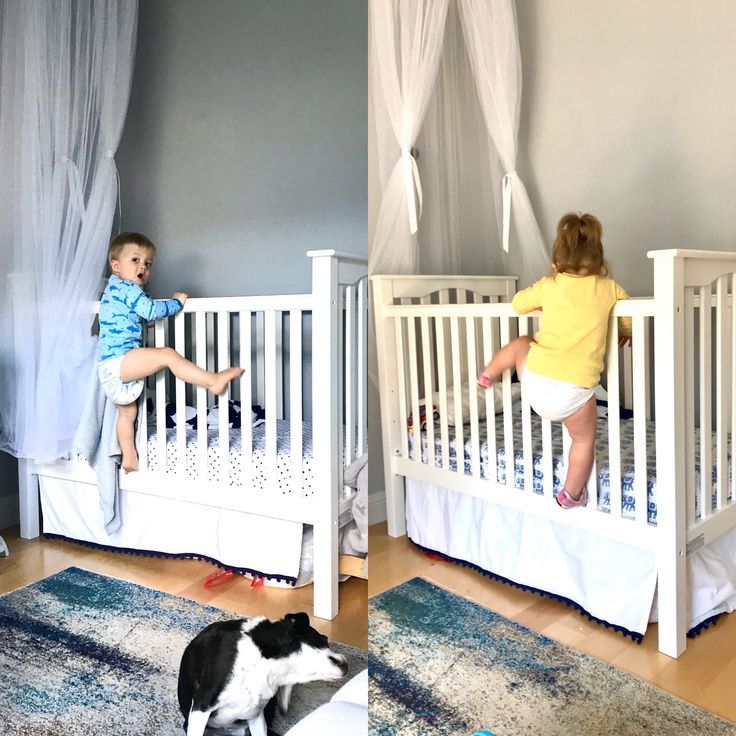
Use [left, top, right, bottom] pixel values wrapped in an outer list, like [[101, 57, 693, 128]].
[[373, 249, 736, 658], [19, 249, 368, 620]]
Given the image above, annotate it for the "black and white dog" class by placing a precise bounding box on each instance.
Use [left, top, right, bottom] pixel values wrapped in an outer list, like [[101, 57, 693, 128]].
[[178, 612, 348, 736]]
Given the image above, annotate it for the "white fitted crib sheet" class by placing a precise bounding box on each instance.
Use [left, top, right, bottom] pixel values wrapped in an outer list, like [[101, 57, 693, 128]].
[[410, 411, 732, 523], [144, 419, 315, 494]]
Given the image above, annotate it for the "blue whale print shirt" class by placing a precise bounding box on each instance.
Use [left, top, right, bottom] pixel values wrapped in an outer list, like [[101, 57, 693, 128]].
[[98, 275, 183, 362]]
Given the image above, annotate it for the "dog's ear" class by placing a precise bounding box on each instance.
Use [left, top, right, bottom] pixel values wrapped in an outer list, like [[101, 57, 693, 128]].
[[284, 612, 310, 632]]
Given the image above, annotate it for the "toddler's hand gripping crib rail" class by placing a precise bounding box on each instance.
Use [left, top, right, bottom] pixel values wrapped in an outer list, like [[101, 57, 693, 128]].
[[373, 250, 736, 658], [19, 250, 368, 620]]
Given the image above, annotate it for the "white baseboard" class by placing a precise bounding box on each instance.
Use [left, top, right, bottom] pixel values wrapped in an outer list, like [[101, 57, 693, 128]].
[[368, 490, 387, 526], [0, 494, 19, 531]]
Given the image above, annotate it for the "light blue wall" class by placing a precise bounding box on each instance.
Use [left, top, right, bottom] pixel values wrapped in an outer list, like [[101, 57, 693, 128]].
[[117, 0, 367, 299]]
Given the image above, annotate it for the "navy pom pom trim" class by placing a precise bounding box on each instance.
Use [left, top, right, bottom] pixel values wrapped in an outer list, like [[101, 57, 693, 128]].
[[43, 533, 297, 586], [411, 539, 723, 642]]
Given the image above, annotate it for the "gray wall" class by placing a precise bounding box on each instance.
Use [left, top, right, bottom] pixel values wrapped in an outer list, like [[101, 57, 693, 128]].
[[369, 0, 736, 513], [117, 0, 367, 299], [515, 0, 736, 298]]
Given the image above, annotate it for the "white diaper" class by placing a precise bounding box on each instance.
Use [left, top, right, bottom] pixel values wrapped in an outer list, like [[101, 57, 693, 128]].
[[521, 367, 595, 422], [98, 355, 144, 406]]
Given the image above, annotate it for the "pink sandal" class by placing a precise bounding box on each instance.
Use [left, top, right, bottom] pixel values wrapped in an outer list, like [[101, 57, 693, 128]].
[[556, 486, 588, 509], [477, 372, 495, 389]]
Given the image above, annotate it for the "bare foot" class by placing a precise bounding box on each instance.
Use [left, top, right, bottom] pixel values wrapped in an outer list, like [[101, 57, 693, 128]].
[[121, 451, 139, 474], [209, 367, 245, 396]]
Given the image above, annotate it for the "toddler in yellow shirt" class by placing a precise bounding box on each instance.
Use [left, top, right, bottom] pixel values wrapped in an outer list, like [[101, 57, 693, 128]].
[[478, 212, 631, 509]]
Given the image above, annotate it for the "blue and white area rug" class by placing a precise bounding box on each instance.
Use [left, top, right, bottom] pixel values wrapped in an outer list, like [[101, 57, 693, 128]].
[[369, 577, 736, 736], [0, 567, 366, 735]]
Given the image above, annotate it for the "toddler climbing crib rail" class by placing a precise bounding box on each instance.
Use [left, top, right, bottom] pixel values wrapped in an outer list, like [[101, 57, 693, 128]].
[[373, 249, 736, 657], [19, 249, 368, 620]]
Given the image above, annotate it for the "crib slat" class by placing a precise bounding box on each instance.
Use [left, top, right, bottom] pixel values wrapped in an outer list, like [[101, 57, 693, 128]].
[[138, 362, 148, 472], [699, 285, 713, 520], [206, 313, 215, 374], [450, 316, 464, 465], [422, 315, 436, 469], [716, 276, 729, 510], [685, 288, 696, 529], [643, 319, 652, 420], [407, 317, 422, 463], [265, 310, 278, 485], [518, 317, 533, 494], [587, 440, 598, 512], [732, 277, 736, 515], [290, 310, 303, 495], [436, 317, 450, 471], [217, 311, 230, 485], [174, 311, 186, 475], [606, 317, 623, 520], [274, 312, 284, 420], [437, 289, 452, 389], [623, 339, 633, 410], [482, 316, 497, 488], [344, 285, 355, 468], [395, 317, 409, 459], [500, 318, 514, 489], [240, 310, 253, 488], [542, 418, 553, 498], [490, 296, 501, 355], [357, 278, 367, 456], [256, 312, 265, 407], [632, 317, 648, 526], [195, 311, 208, 479], [465, 317, 480, 478], [154, 321, 166, 469]]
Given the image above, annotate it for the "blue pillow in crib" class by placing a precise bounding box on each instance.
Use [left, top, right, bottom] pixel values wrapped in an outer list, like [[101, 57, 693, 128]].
[[145, 399, 198, 429], [146, 399, 266, 430], [206, 400, 267, 429]]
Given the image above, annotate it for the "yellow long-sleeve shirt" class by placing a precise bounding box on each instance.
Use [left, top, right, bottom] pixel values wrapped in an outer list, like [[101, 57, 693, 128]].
[[512, 273, 631, 388]]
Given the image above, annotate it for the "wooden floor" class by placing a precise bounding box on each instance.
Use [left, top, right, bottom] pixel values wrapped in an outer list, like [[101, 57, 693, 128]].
[[0, 525, 367, 650], [370, 522, 736, 724]]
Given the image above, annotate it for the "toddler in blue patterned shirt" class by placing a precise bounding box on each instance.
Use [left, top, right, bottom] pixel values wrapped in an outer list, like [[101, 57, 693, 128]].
[[98, 232, 244, 473]]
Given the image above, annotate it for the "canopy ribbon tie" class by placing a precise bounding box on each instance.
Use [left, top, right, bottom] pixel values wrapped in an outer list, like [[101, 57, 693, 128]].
[[401, 147, 423, 235], [502, 170, 516, 253], [61, 155, 86, 218]]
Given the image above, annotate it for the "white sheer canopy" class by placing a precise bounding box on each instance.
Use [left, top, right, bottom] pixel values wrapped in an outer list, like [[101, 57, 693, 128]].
[[369, 0, 549, 283], [369, 0, 449, 275], [0, 0, 138, 462], [457, 0, 550, 284]]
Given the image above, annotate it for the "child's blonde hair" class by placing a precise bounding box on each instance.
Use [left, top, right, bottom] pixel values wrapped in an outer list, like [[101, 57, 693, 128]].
[[108, 232, 156, 266], [551, 213, 608, 277]]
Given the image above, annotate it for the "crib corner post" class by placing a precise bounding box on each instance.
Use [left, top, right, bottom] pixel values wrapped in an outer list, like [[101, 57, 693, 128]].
[[313, 521, 338, 621], [371, 276, 407, 538], [18, 458, 40, 539], [310, 251, 340, 620], [650, 250, 688, 658]]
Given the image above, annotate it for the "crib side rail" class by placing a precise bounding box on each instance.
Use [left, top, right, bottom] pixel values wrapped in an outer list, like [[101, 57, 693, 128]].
[[143, 293, 313, 492], [381, 297, 659, 530]]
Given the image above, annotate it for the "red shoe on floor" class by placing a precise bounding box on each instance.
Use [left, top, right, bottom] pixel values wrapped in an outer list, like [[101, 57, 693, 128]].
[[555, 486, 588, 509]]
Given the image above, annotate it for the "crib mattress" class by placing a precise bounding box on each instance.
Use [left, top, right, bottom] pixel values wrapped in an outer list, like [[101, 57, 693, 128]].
[[143, 419, 315, 493], [410, 411, 731, 523]]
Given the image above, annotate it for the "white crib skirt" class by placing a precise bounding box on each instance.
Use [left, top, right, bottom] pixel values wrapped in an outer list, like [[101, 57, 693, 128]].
[[406, 479, 736, 637], [39, 476, 304, 583]]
